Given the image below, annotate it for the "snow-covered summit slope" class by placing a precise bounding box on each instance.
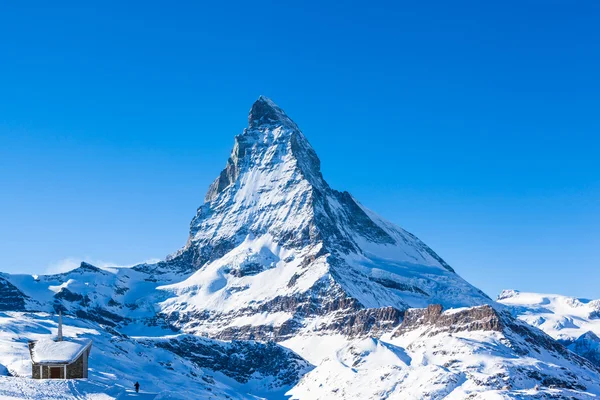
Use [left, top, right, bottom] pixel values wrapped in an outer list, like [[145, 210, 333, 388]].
[[182, 96, 461, 270], [153, 96, 490, 339], [498, 289, 600, 367]]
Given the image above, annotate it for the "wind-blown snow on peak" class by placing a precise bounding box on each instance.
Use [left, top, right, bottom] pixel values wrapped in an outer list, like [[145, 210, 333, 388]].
[[203, 97, 322, 204], [193, 97, 326, 262]]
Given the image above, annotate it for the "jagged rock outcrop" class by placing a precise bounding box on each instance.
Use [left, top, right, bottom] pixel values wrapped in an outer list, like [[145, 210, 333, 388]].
[[393, 304, 503, 337], [569, 331, 600, 367], [320, 306, 403, 337]]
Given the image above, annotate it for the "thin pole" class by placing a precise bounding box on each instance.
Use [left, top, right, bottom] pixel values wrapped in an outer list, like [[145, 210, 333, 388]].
[[57, 312, 63, 341]]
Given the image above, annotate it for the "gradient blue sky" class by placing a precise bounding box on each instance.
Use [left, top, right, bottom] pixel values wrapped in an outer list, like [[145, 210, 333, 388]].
[[1, 1, 598, 299]]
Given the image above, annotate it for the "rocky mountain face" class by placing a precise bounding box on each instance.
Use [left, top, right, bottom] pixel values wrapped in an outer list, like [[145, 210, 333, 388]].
[[0, 98, 599, 398], [0, 277, 27, 311], [154, 96, 492, 341], [570, 331, 600, 366]]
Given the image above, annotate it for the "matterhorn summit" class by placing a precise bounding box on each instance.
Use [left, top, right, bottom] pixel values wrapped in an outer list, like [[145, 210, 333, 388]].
[[157, 96, 492, 339]]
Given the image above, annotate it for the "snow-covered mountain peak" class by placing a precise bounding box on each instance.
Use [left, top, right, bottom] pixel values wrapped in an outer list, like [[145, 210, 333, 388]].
[[248, 95, 298, 130], [203, 96, 322, 204], [188, 98, 327, 273], [151, 97, 493, 340], [190, 98, 468, 270], [581, 331, 600, 342]]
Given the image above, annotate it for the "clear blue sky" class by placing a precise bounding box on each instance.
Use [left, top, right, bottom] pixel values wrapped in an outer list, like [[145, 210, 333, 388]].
[[1, 1, 598, 299]]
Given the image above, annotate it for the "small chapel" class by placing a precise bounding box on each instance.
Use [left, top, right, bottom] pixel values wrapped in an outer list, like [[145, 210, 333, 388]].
[[28, 313, 92, 379]]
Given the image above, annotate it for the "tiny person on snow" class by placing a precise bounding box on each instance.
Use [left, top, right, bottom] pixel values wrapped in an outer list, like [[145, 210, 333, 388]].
[[134, 381, 140, 393]]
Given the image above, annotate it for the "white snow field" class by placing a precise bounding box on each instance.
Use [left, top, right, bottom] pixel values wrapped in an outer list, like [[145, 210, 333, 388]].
[[0, 312, 303, 399], [498, 290, 600, 341], [499, 290, 600, 370]]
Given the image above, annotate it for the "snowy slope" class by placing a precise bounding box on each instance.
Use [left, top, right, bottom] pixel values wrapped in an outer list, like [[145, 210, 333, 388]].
[[0, 312, 310, 399], [288, 305, 600, 399]]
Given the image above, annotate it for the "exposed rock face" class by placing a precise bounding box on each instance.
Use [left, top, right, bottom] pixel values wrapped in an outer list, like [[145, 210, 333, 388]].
[[0, 277, 27, 311], [321, 307, 403, 337], [569, 331, 600, 367], [394, 304, 503, 337]]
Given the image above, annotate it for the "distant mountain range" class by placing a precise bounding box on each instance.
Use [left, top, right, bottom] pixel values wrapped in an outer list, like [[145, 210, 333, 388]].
[[499, 289, 600, 369]]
